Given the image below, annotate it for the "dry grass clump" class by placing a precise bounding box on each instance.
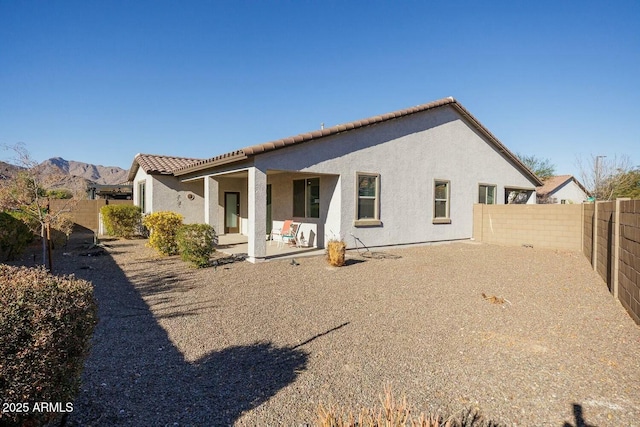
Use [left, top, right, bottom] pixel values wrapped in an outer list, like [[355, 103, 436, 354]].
[[317, 385, 500, 427], [326, 239, 346, 267]]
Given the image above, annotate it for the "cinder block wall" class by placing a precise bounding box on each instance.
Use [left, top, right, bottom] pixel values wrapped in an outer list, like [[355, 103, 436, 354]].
[[49, 199, 132, 231], [473, 204, 583, 251], [619, 200, 640, 324], [583, 204, 594, 260], [595, 201, 615, 288]]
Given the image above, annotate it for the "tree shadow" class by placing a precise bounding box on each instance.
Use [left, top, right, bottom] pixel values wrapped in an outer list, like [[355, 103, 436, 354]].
[[58, 233, 315, 426], [562, 404, 597, 427]]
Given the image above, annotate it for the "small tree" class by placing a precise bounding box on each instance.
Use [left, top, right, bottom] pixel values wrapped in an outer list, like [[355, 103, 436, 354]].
[[516, 153, 556, 179], [0, 143, 81, 269]]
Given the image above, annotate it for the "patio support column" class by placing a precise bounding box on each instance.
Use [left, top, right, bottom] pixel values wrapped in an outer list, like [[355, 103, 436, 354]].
[[204, 176, 219, 230], [247, 166, 267, 263]]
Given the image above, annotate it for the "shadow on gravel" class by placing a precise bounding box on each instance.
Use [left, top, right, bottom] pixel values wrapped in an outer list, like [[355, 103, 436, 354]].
[[59, 234, 310, 426], [562, 404, 596, 427]]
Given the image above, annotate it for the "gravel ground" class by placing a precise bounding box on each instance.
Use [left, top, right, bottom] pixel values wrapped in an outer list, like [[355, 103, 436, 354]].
[[26, 232, 640, 426]]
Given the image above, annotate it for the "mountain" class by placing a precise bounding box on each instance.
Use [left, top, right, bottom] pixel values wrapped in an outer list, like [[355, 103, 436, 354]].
[[38, 157, 129, 185], [0, 160, 23, 180]]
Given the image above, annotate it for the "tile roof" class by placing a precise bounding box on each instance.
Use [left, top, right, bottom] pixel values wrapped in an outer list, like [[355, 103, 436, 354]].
[[536, 175, 590, 197], [172, 97, 542, 185], [127, 153, 203, 181]]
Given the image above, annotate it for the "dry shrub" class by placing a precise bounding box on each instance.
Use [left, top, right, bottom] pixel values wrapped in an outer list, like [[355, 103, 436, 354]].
[[0, 265, 97, 426], [317, 385, 451, 427], [317, 385, 502, 427], [326, 239, 346, 267]]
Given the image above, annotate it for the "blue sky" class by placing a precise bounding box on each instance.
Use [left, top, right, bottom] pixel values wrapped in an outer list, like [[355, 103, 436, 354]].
[[1, 1, 638, 179]]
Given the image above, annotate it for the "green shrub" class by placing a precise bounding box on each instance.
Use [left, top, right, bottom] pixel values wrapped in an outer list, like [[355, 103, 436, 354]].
[[0, 212, 34, 261], [101, 204, 142, 238], [0, 265, 97, 427], [177, 223, 217, 267], [142, 211, 184, 255]]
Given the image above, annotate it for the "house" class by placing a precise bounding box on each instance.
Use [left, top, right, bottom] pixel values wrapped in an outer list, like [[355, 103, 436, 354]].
[[129, 97, 542, 262], [127, 154, 205, 222], [87, 182, 133, 200], [536, 175, 589, 204]]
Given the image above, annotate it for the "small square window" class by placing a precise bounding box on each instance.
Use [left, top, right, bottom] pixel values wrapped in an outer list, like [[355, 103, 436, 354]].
[[479, 184, 496, 204]]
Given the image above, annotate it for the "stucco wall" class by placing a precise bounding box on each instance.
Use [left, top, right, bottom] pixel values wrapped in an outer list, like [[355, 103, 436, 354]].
[[254, 106, 538, 249], [549, 180, 588, 204], [132, 168, 205, 223], [132, 168, 151, 214]]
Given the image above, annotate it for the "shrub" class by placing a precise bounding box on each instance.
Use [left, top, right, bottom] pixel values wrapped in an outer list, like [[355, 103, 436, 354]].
[[326, 239, 346, 267], [0, 211, 34, 261], [176, 223, 217, 267], [101, 204, 142, 239], [0, 265, 97, 427], [317, 385, 499, 427], [142, 211, 184, 255]]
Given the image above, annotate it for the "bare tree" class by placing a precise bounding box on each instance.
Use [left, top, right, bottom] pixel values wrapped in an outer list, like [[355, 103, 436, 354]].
[[576, 154, 634, 201], [0, 143, 80, 268]]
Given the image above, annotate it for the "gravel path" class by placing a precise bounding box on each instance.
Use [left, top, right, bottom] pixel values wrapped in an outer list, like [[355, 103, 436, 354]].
[[43, 233, 640, 426]]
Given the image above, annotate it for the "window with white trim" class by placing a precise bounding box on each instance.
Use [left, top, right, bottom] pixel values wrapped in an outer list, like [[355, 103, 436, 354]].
[[138, 181, 146, 213], [357, 173, 379, 220], [434, 180, 450, 220]]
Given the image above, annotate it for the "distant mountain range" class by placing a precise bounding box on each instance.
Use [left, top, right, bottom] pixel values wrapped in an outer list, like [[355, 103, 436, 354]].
[[38, 157, 129, 185], [0, 158, 129, 188]]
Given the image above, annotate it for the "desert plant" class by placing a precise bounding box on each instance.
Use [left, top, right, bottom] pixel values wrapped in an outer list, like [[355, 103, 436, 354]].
[[176, 223, 217, 267], [0, 211, 34, 261], [326, 239, 346, 267], [317, 385, 452, 427], [0, 265, 97, 427], [101, 204, 142, 238], [142, 211, 184, 255]]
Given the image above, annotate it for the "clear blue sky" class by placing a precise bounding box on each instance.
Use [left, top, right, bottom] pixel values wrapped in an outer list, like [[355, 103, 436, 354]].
[[1, 0, 638, 179]]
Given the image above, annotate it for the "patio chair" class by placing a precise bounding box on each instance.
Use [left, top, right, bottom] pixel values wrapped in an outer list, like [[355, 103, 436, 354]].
[[270, 220, 293, 246], [279, 223, 300, 248]]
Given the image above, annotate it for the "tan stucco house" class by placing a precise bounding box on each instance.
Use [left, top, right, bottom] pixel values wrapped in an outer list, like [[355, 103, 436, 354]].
[[128, 97, 542, 262]]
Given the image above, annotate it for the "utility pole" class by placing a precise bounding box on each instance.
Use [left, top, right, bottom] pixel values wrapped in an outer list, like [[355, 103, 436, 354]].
[[595, 155, 606, 200]]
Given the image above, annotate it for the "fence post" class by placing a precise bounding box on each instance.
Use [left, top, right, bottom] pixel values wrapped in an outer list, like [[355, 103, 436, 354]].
[[613, 198, 630, 300], [592, 202, 599, 270]]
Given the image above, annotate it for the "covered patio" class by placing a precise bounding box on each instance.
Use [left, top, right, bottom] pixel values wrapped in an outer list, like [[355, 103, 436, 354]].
[[178, 165, 340, 263], [216, 234, 325, 260]]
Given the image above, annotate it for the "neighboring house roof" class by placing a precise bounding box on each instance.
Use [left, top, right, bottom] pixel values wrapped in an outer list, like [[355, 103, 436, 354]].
[[171, 97, 543, 186], [127, 153, 203, 182], [536, 175, 590, 197]]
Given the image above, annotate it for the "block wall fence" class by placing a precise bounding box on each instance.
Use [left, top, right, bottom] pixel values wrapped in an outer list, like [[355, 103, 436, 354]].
[[50, 199, 132, 231], [473, 201, 640, 325]]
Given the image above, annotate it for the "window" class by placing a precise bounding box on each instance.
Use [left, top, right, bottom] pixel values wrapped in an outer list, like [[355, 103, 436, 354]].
[[138, 181, 146, 213], [433, 180, 450, 223], [293, 178, 319, 218], [478, 184, 496, 204], [356, 173, 380, 220]]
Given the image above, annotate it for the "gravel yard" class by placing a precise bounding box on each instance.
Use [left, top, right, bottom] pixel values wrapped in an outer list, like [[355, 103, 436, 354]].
[[43, 233, 640, 426]]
